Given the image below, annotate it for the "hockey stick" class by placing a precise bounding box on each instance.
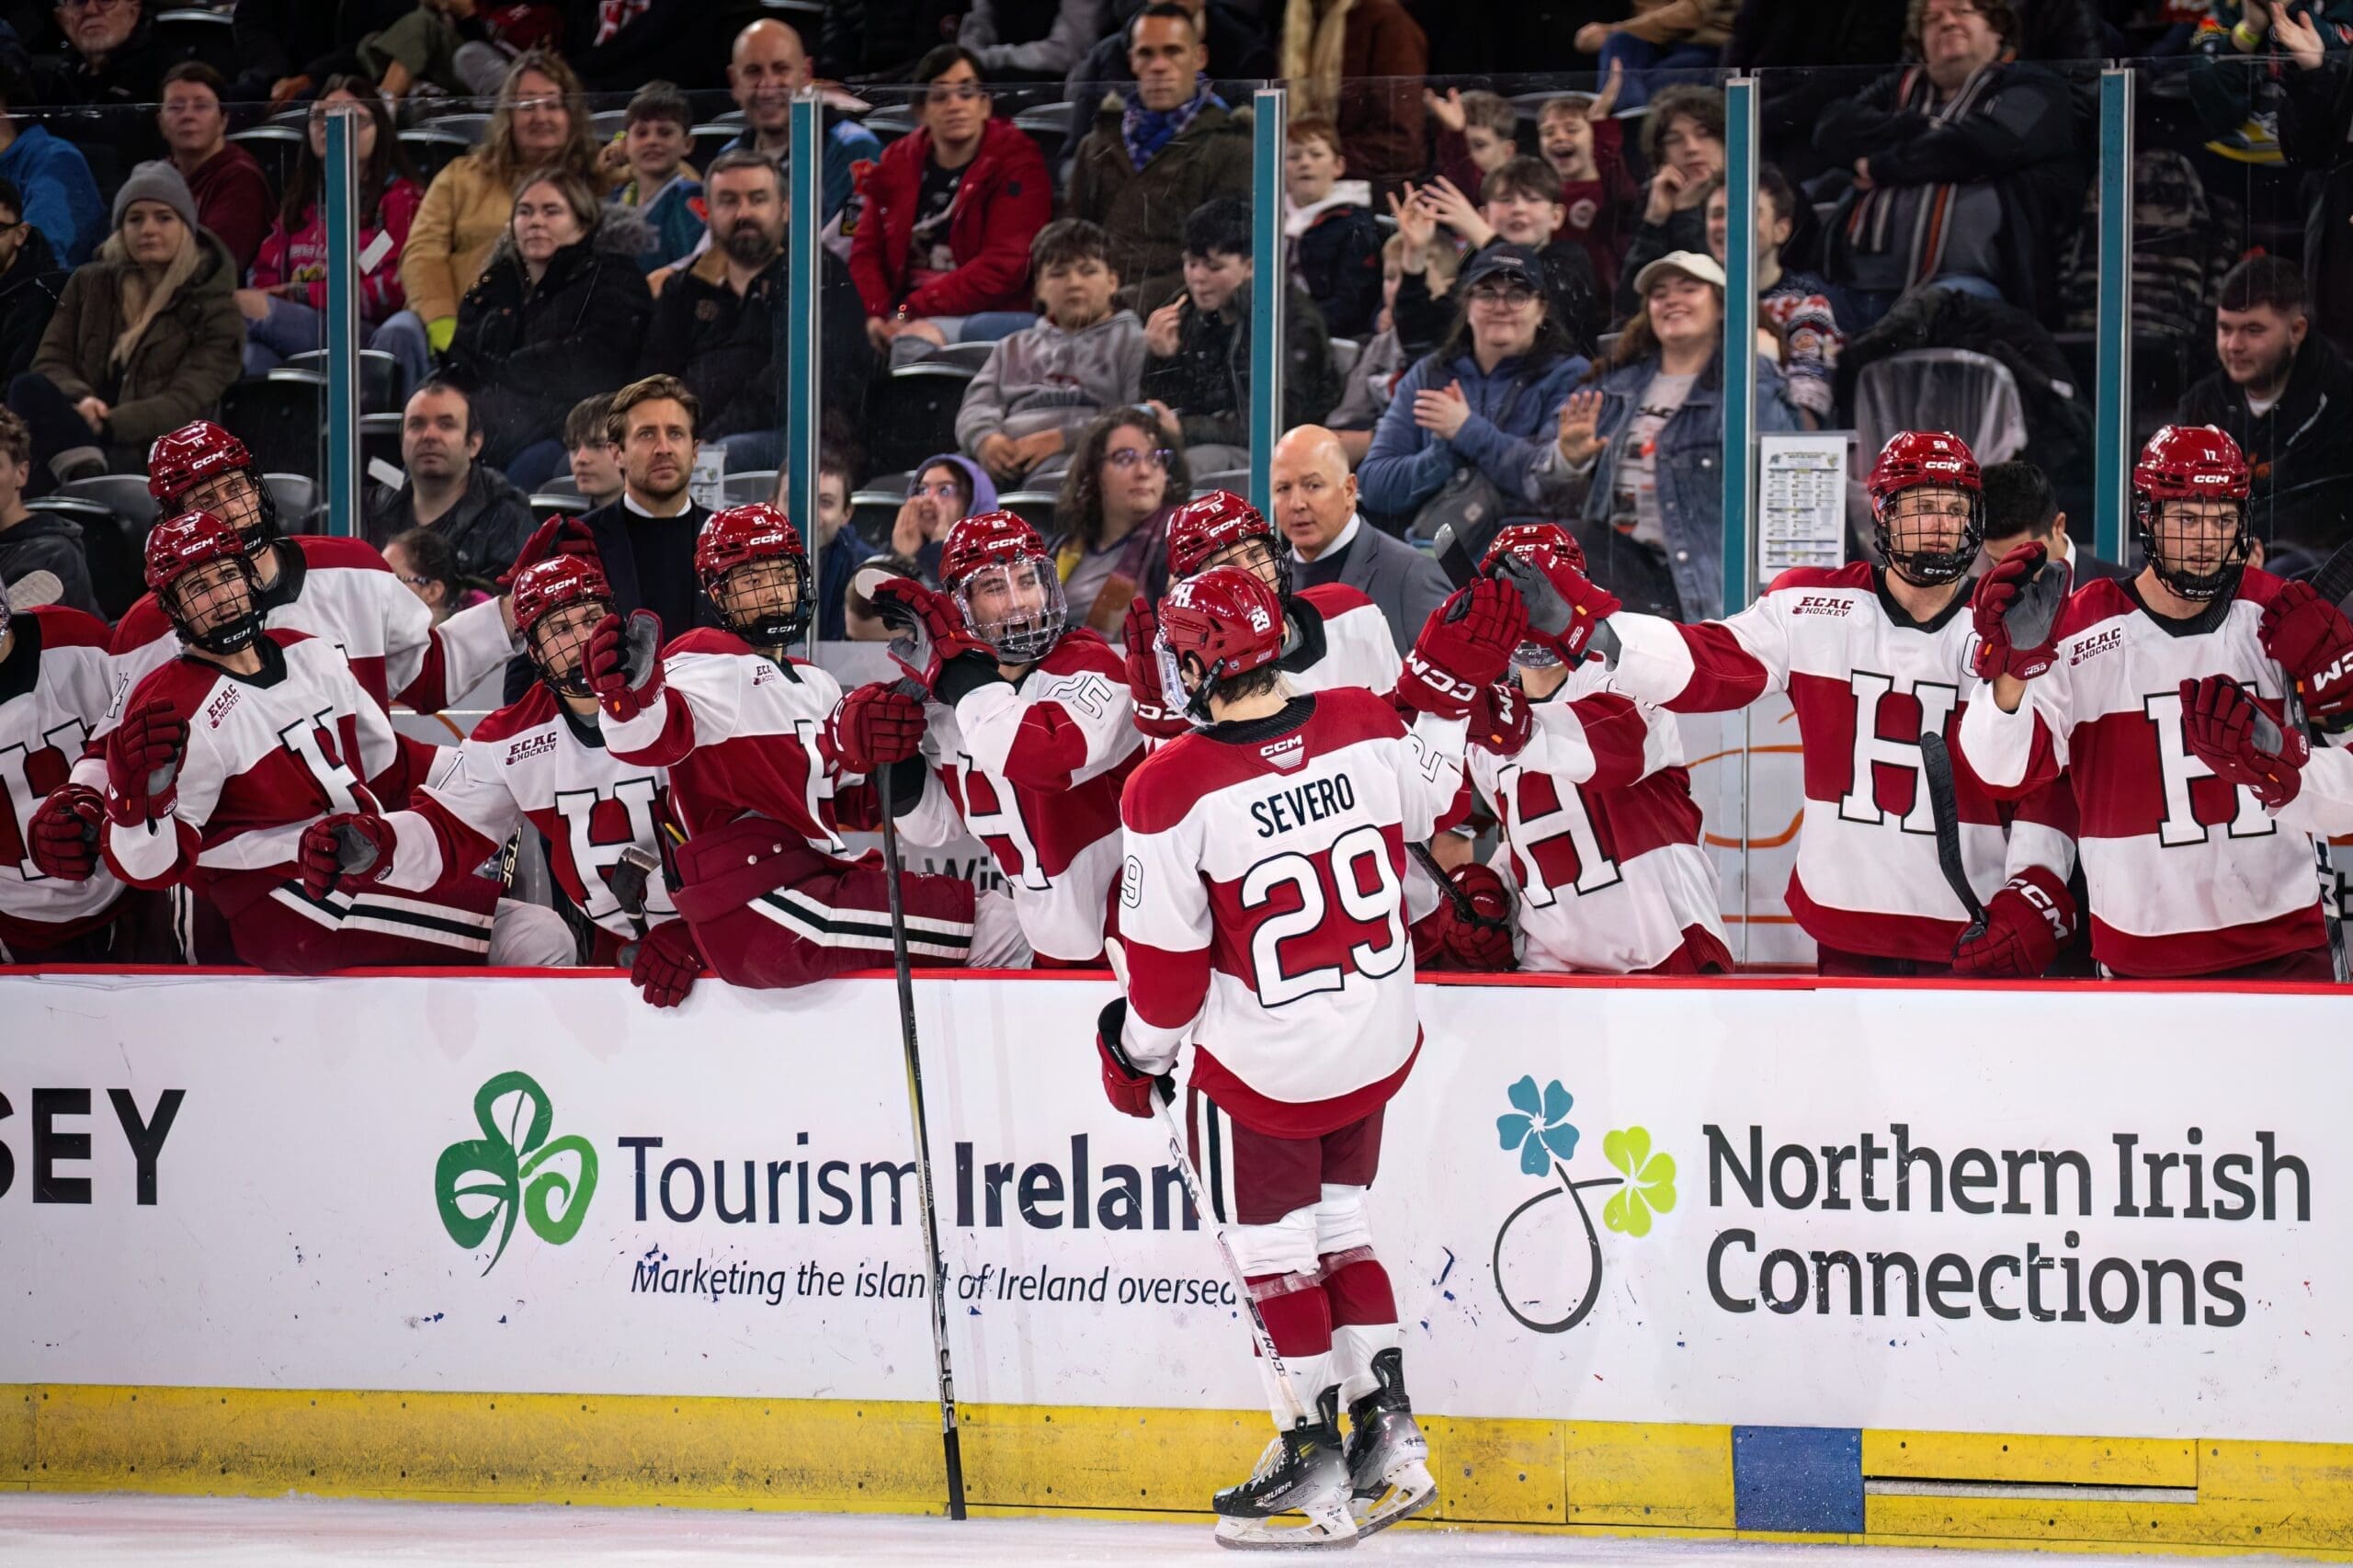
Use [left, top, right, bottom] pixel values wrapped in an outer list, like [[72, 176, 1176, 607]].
[[2273, 670, 2348, 982], [1102, 1028, 1313, 1432], [1916, 731, 1987, 945], [873, 765, 969, 1519], [1404, 839, 1508, 936]]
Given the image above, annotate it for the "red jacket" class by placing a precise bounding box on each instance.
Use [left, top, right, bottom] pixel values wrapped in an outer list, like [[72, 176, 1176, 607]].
[[848, 116, 1051, 322]]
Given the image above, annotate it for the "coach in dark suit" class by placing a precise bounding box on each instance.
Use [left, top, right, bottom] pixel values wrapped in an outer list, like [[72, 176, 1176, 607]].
[[1271, 424, 1452, 656], [1979, 459, 2128, 585]]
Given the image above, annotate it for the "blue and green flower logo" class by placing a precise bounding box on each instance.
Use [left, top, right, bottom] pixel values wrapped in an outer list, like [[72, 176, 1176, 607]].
[[1489, 1075, 1673, 1333]]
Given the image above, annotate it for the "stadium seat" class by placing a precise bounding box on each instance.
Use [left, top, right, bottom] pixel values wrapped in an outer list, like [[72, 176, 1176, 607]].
[[397, 128, 473, 184], [530, 493, 591, 517], [227, 126, 303, 195], [997, 488, 1059, 533], [153, 8, 237, 75], [1329, 337, 1361, 380], [221, 373, 328, 483], [423, 112, 494, 144], [850, 482, 905, 551], [867, 361, 975, 478], [264, 473, 319, 529], [58, 474, 158, 536], [287, 349, 405, 415], [1192, 468, 1251, 497], [1854, 348, 2029, 473], [722, 471, 779, 506], [360, 413, 404, 489], [25, 495, 141, 619], [535, 474, 583, 500]]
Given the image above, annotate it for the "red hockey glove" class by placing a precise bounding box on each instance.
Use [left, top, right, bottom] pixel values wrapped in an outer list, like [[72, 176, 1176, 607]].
[[498, 515, 599, 592], [630, 917, 703, 1008], [27, 783, 105, 881], [2259, 579, 2353, 720], [104, 697, 188, 826], [1434, 861, 1518, 971], [869, 575, 994, 692], [297, 812, 395, 900], [827, 681, 927, 773], [1467, 681, 1532, 757], [1950, 864, 2076, 978], [586, 609, 665, 722], [1095, 997, 1167, 1119], [1970, 541, 2072, 682], [1120, 596, 1189, 740], [1398, 578, 1529, 721], [2180, 674, 2309, 809], [1490, 549, 1619, 665]]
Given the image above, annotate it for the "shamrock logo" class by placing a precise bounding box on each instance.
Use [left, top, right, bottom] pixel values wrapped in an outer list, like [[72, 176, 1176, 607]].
[[436, 1071, 597, 1275], [1600, 1127, 1677, 1239], [1496, 1075, 1580, 1176]]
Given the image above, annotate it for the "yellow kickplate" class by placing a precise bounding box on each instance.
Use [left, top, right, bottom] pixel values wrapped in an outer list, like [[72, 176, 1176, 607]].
[[1565, 1422, 1733, 1528], [1864, 1430, 2197, 1488], [958, 1403, 1263, 1513], [1422, 1415, 1563, 1524]]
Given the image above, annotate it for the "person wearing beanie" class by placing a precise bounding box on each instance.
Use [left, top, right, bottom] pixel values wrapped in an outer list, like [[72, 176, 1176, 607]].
[[5, 160, 242, 493]]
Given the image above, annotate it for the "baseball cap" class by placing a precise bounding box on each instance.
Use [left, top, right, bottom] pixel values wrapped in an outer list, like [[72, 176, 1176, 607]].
[[1461, 244, 1545, 294], [1631, 249, 1727, 296]]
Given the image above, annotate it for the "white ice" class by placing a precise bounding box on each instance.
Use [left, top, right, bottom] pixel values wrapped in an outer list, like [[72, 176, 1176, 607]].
[[0, 1494, 2223, 1567]]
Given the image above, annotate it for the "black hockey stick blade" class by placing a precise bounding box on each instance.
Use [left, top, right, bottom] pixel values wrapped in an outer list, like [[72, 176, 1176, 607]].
[[1915, 731, 1987, 939]]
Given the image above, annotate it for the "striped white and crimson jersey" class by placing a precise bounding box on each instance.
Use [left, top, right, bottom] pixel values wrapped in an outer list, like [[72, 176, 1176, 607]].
[[1280, 584, 1401, 697], [1118, 688, 1468, 1138], [0, 608, 123, 948], [1607, 562, 2076, 962], [1957, 571, 2331, 976], [375, 682, 676, 943], [1467, 662, 1726, 973], [894, 630, 1142, 962]]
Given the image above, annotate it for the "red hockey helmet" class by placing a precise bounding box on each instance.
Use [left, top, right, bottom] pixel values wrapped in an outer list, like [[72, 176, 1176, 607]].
[[1165, 490, 1287, 598], [144, 509, 263, 655], [147, 419, 279, 547], [511, 555, 616, 698], [2132, 424, 2252, 602], [1154, 564, 1286, 723], [1866, 429, 1984, 586], [1480, 521, 1589, 670], [938, 510, 1066, 664], [695, 504, 811, 646]]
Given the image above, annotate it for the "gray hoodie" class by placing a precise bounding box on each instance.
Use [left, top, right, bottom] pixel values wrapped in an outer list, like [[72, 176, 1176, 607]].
[[0, 512, 101, 619], [955, 309, 1147, 455]]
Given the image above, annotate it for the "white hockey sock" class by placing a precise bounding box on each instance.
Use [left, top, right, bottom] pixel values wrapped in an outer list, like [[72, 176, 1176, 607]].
[[1333, 1322, 1401, 1406], [1263, 1348, 1336, 1429], [968, 889, 1034, 969]]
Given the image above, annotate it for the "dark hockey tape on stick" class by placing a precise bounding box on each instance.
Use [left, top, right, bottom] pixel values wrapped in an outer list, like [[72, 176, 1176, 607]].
[[1916, 731, 1987, 941], [1406, 839, 1510, 933]]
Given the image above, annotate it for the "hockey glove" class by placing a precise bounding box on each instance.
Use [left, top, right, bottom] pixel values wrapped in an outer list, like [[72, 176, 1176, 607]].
[[297, 812, 395, 901], [869, 575, 995, 693], [27, 784, 105, 881], [828, 682, 928, 773], [1095, 997, 1169, 1119], [1950, 864, 2076, 978], [1491, 550, 1618, 665], [498, 515, 599, 592], [2181, 674, 2309, 809], [1434, 862, 1518, 971], [1120, 596, 1189, 740], [1970, 541, 2072, 682], [2259, 579, 2353, 721], [104, 698, 188, 826], [586, 609, 665, 722], [1467, 681, 1532, 757], [630, 917, 703, 1009], [1398, 578, 1529, 722]]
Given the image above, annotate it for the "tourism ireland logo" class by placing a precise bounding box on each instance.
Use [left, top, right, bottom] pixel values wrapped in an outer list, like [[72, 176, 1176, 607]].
[[1490, 1075, 1674, 1332], [436, 1071, 598, 1274]]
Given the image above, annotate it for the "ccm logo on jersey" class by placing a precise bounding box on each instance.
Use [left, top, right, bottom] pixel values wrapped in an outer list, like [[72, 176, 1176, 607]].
[[203, 687, 241, 728], [506, 733, 560, 765], [2310, 650, 2353, 701], [2071, 627, 2123, 666], [1250, 774, 1358, 837], [1790, 595, 1852, 618], [1257, 733, 1306, 769]]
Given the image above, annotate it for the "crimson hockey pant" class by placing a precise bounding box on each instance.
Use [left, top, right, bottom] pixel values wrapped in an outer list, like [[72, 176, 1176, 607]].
[[671, 815, 976, 989], [0, 889, 180, 964], [222, 873, 498, 973], [1639, 925, 1735, 975], [1188, 1090, 1399, 1426]]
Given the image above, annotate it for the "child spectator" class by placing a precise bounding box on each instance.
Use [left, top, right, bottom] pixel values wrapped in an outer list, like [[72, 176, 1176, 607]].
[[956, 219, 1145, 486], [1703, 166, 1842, 428], [1617, 83, 1725, 322], [158, 63, 272, 277], [563, 393, 624, 508], [1328, 230, 1461, 465], [1283, 113, 1382, 339], [1144, 196, 1338, 472], [1425, 86, 1520, 203], [1395, 156, 1604, 356], [607, 80, 705, 276], [803, 451, 870, 641], [1535, 66, 1636, 300], [891, 453, 999, 583]]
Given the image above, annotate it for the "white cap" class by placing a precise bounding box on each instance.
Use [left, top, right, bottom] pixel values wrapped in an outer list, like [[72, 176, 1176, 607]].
[[1631, 249, 1728, 297]]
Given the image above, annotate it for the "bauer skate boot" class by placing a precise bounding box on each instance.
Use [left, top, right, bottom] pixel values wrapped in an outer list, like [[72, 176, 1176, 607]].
[[1344, 1349, 1435, 1535], [1212, 1387, 1358, 1551]]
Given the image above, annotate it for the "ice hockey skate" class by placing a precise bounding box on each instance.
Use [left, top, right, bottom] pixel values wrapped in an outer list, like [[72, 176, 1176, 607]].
[[1212, 1389, 1359, 1551], [1345, 1349, 1435, 1536]]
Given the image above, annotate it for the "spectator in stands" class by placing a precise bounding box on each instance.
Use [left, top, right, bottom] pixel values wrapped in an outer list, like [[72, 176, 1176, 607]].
[[363, 377, 537, 581], [1142, 196, 1336, 472], [1328, 229, 1460, 465], [383, 525, 489, 626], [404, 50, 608, 359], [1547, 250, 1801, 622], [157, 63, 270, 277], [0, 40, 102, 267], [1725, 0, 1905, 186], [355, 0, 513, 101], [892, 453, 998, 582], [1067, 0, 1277, 103], [1066, 3, 1251, 316], [2275, 6, 2353, 350], [33, 0, 168, 151], [1572, 0, 1736, 110], [449, 168, 653, 492], [960, 0, 1110, 82], [723, 18, 880, 223], [1278, 0, 1427, 197], [1531, 68, 1638, 301], [564, 0, 712, 96], [0, 177, 68, 382], [1270, 422, 1449, 655], [1425, 86, 1520, 202], [1977, 458, 2124, 583], [1702, 165, 1842, 428], [957, 218, 1145, 485], [851, 45, 1052, 362], [1397, 156, 1605, 355], [230, 0, 415, 105], [846, 551, 922, 641], [563, 392, 623, 508], [0, 405, 98, 614], [639, 149, 873, 472], [240, 83, 432, 392], [1051, 404, 1185, 631], [7, 162, 240, 491], [607, 80, 706, 275], [1360, 246, 1588, 533], [2178, 255, 2353, 557], [1615, 83, 1724, 322], [1284, 113, 1381, 340], [1814, 0, 2083, 329], [574, 373, 715, 642], [806, 450, 866, 641]]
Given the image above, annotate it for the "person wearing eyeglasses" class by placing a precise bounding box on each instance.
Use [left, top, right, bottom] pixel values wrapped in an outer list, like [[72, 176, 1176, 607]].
[[1050, 406, 1188, 632], [852, 45, 1052, 368], [892, 452, 1000, 585], [31, 0, 169, 143], [382, 525, 489, 628]]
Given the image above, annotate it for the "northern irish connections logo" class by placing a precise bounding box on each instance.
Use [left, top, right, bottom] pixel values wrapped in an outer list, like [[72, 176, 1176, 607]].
[[436, 1071, 598, 1274], [1489, 1075, 1675, 1332]]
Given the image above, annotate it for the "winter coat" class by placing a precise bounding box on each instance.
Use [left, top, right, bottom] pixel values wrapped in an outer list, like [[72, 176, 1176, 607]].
[[450, 215, 654, 468], [1141, 280, 1337, 453], [1287, 183, 1383, 340], [33, 228, 244, 450], [1065, 2, 1279, 103], [960, 0, 1110, 78], [1359, 347, 1591, 519], [1067, 97, 1253, 316], [2179, 334, 2353, 556], [0, 126, 105, 268], [252, 179, 426, 324], [954, 310, 1147, 453], [363, 460, 540, 585], [1727, 0, 1907, 185], [638, 244, 874, 447], [850, 119, 1053, 323], [1285, 0, 1429, 191], [406, 153, 617, 327], [0, 512, 101, 619], [0, 228, 67, 384]]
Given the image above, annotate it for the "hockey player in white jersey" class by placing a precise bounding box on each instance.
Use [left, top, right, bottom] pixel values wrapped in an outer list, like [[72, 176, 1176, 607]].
[[2179, 674, 2353, 842], [0, 598, 133, 958], [1097, 563, 1525, 1547]]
